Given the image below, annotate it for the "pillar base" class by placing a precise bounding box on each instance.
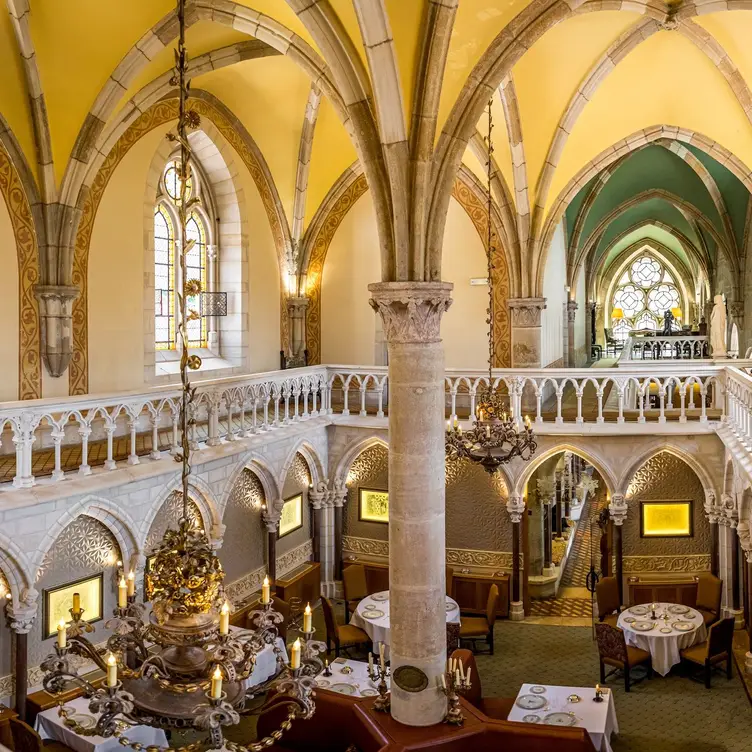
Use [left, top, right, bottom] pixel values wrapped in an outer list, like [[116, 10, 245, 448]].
[[509, 601, 525, 621], [725, 608, 745, 629], [745, 651, 752, 675], [542, 566, 556, 578]]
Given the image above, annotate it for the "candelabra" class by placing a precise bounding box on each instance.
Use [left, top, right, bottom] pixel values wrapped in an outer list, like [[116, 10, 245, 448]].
[[440, 663, 471, 726], [366, 662, 390, 713]]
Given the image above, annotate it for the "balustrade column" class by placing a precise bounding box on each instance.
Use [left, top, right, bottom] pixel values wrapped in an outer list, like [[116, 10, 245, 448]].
[[12, 414, 37, 489], [5, 601, 37, 723], [508, 496, 525, 621], [609, 495, 628, 605], [369, 281, 452, 727]]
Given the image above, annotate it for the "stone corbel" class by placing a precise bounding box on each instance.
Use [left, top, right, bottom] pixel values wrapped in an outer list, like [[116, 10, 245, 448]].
[[5, 588, 39, 634], [704, 491, 719, 523], [210, 522, 226, 550], [309, 480, 331, 510], [34, 285, 79, 377], [609, 494, 628, 526], [286, 295, 309, 366], [331, 479, 348, 508], [721, 492, 738, 528], [506, 495, 525, 523]]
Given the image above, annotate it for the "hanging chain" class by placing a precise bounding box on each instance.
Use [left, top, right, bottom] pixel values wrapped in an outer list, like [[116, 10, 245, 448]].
[[485, 99, 495, 386]]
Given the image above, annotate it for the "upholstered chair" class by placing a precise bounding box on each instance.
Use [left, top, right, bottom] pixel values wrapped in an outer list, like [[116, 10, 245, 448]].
[[321, 596, 370, 658], [342, 564, 369, 623], [595, 622, 652, 692], [450, 648, 515, 720], [459, 584, 499, 655], [596, 576, 620, 627], [11, 718, 74, 752], [695, 573, 723, 626], [680, 616, 735, 688]]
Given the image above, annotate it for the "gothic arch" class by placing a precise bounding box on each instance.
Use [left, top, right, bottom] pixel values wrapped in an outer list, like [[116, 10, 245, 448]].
[[222, 453, 281, 514], [332, 435, 389, 488], [279, 440, 325, 492], [0, 532, 36, 605]]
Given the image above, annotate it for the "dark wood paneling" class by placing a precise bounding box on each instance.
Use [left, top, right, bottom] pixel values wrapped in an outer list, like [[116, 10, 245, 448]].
[[276, 562, 321, 607], [627, 578, 698, 607]]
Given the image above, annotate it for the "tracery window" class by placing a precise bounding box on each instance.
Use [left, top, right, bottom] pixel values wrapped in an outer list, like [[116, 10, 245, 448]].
[[610, 254, 681, 340], [154, 158, 212, 350]]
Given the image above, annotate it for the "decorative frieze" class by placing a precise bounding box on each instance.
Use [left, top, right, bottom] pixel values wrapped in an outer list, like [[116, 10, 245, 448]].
[[623, 554, 711, 574], [276, 539, 313, 579], [343, 535, 389, 559], [224, 564, 267, 606]]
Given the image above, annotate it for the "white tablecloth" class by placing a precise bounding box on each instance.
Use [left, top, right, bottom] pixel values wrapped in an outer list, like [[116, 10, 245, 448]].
[[351, 591, 460, 657], [229, 627, 288, 689], [315, 657, 388, 698], [37, 697, 168, 752], [617, 603, 706, 676], [507, 683, 619, 752]]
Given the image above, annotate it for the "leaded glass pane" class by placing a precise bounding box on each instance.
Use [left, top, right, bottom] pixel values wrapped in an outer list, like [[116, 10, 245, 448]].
[[163, 160, 193, 202], [634, 311, 658, 330], [613, 284, 644, 318], [154, 205, 175, 350], [647, 283, 679, 314], [630, 256, 661, 288], [184, 212, 207, 348], [613, 318, 631, 342]]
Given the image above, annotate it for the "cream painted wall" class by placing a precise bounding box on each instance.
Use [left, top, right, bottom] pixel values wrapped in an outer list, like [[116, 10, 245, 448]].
[[541, 220, 566, 367], [321, 193, 490, 367], [0, 194, 18, 401], [574, 267, 587, 366]]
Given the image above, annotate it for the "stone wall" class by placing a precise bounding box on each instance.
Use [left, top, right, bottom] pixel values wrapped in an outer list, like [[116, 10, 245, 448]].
[[278, 452, 313, 556]]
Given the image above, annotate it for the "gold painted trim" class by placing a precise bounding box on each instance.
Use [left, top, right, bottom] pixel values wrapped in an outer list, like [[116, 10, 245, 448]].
[[0, 145, 41, 399], [623, 554, 711, 574]]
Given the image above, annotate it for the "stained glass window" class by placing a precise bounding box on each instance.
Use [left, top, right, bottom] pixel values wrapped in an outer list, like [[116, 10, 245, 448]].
[[154, 205, 174, 350], [610, 252, 682, 340], [163, 160, 193, 202], [185, 212, 207, 348]]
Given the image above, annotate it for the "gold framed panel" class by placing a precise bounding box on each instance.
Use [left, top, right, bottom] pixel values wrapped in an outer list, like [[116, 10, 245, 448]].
[[279, 494, 303, 538], [43, 574, 103, 638], [640, 500, 693, 538], [359, 488, 389, 524]]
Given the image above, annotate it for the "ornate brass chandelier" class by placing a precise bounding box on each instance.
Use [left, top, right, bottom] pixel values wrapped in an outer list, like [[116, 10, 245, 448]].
[[40, 2, 324, 748], [445, 100, 536, 475]]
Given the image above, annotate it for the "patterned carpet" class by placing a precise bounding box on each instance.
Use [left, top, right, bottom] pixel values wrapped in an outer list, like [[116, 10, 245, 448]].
[[529, 596, 594, 618], [478, 621, 751, 751]]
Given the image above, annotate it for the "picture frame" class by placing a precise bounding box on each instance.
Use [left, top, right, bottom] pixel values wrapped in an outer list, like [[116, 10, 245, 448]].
[[43, 573, 104, 639], [358, 488, 389, 524], [279, 494, 303, 538], [640, 500, 693, 538]]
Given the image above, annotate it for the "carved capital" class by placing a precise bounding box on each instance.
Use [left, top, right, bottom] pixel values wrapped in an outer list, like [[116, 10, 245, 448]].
[[506, 495, 525, 524], [566, 300, 578, 324], [508, 297, 546, 328], [536, 478, 556, 504], [309, 480, 331, 510], [368, 282, 453, 344], [728, 301, 744, 320], [34, 284, 80, 378], [286, 295, 309, 317], [6, 596, 38, 634], [609, 494, 628, 526]]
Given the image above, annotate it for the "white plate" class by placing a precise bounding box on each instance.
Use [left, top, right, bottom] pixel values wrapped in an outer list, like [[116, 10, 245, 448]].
[[522, 714, 541, 723], [363, 609, 385, 619], [371, 592, 389, 602], [622, 616, 636, 624], [632, 621, 655, 632], [660, 627, 672, 634], [516, 694, 546, 710], [330, 683, 357, 695], [70, 714, 97, 730], [629, 605, 649, 616], [544, 712, 577, 726], [530, 686, 547, 694], [446, 602, 457, 612], [316, 679, 331, 687], [361, 688, 379, 697], [672, 621, 694, 632], [668, 604, 690, 615]]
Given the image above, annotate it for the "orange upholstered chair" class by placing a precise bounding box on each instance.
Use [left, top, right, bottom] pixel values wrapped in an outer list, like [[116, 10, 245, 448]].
[[459, 584, 499, 655], [595, 622, 652, 692]]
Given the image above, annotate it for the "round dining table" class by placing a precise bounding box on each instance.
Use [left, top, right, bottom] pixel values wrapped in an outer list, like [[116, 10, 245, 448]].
[[617, 602, 707, 676], [351, 590, 460, 657]]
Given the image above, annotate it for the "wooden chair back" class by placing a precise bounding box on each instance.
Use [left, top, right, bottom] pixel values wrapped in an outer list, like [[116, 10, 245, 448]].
[[596, 576, 619, 620], [321, 596, 338, 647], [272, 596, 291, 642], [446, 566, 454, 597], [595, 622, 628, 665], [450, 648, 481, 707], [486, 584, 500, 628], [707, 616, 735, 658], [696, 573, 722, 616], [343, 565, 368, 601], [10, 718, 43, 752]]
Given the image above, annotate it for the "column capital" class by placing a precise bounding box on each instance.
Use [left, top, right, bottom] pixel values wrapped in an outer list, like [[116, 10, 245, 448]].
[[34, 284, 80, 378], [286, 295, 309, 315], [609, 494, 627, 526], [536, 478, 556, 504], [309, 479, 331, 510], [506, 495, 525, 523], [368, 282, 453, 344], [507, 297, 546, 327], [705, 490, 721, 523], [5, 589, 39, 634], [728, 300, 744, 320], [566, 300, 578, 323]]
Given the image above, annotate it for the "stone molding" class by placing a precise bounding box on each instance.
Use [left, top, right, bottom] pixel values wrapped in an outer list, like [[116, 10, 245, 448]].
[[368, 282, 453, 344], [507, 298, 546, 327], [224, 564, 267, 605], [276, 538, 314, 579], [343, 535, 389, 559], [623, 554, 711, 574]]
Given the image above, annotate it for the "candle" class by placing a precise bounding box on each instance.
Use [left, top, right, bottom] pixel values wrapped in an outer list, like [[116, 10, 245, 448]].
[[57, 620, 67, 649], [303, 603, 312, 633], [455, 668, 460, 685], [379, 642, 385, 670], [210, 665, 223, 699], [262, 576, 270, 604], [118, 577, 127, 608], [219, 600, 230, 635], [106, 653, 117, 688], [458, 659, 464, 681], [127, 571, 135, 597], [72, 592, 81, 613], [368, 652, 374, 674], [466, 666, 472, 686], [447, 658, 451, 673], [291, 638, 301, 670], [486, 424, 491, 439], [441, 674, 447, 689], [525, 415, 531, 428]]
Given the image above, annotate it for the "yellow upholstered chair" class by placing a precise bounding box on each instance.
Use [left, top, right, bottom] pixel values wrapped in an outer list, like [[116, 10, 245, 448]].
[[320, 596, 370, 658], [695, 573, 723, 626], [459, 584, 499, 655], [680, 617, 735, 688], [11, 718, 74, 752], [595, 622, 652, 692], [342, 564, 369, 623], [596, 576, 620, 627]]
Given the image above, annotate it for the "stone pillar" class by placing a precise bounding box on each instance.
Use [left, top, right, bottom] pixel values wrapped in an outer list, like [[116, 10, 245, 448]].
[[537, 479, 556, 577], [286, 296, 309, 367], [5, 600, 37, 723], [264, 513, 280, 585], [719, 494, 744, 625], [34, 285, 79, 377], [609, 494, 627, 605], [368, 281, 452, 727], [309, 482, 328, 565], [507, 495, 525, 621], [566, 300, 578, 367], [595, 303, 605, 349], [705, 491, 720, 577], [508, 297, 546, 369]]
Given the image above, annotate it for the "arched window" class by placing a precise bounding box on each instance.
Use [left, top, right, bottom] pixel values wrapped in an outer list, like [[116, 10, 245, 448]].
[[610, 254, 682, 340], [154, 158, 212, 350]]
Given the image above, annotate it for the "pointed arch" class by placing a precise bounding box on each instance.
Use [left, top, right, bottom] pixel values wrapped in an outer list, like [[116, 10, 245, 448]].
[[0, 531, 36, 605], [279, 440, 325, 491], [333, 435, 389, 487], [222, 452, 282, 513]]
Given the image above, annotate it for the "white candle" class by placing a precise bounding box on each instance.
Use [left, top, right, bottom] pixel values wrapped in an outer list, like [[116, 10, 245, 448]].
[[262, 576, 270, 604], [466, 666, 472, 686], [455, 669, 460, 685], [72, 592, 81, 613], [219, 601, 230, 635], [118, 577, 127, 608], [106, 653, 117, 688], [57, 620, 67, 649], [458, 659, 464, 681], [368, 652, 374, 673], [291, 638, 301, 669], [303, 603, 312, 633], [127, 571, 135, 597], [379, 642, 385, 670], [210, 665, 222, 699], [441, 674, 447, 689]]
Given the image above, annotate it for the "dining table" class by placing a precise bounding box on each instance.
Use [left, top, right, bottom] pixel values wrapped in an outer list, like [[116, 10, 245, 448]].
[[315, 657, 387, 698], [350, 591, 460, 658], [617, 602, 706, 676], [507, 683, 619, 752]]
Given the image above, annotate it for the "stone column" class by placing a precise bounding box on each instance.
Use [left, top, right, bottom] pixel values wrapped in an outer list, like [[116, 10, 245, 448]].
[[507, 495, 525, 621], [331, 483, 347, 582], [368, 281, 452, 727], [508, 298, 546, 373], [286, 296, 309, 367], [705, 491, 720, 577], [720, 494, 744, 625], [263, 512, 280, 585], [34, 285, 79, 377], [5, 600, 37, 722], [309, 482, 328, 565], [566, 300, 578, 367], [609, 494, 627, 605], [537, 479, 556, 576]]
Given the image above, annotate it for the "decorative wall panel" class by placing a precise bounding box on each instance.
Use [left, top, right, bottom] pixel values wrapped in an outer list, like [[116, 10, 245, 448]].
[[219, 469, 266, 583], [278, 452, 312, 557], [145, 492, 204, 553], [624, 452, 710, 563], [344, 445, 389, 541]]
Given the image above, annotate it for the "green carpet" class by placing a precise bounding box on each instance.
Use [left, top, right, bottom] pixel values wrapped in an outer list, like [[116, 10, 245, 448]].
[[476, 622, 751, 751]]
